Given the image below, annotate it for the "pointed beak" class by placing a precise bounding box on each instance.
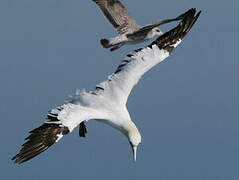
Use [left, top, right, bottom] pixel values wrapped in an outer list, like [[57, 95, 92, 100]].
[[130, 144, 137, 162], [133, 146, 137, 162]]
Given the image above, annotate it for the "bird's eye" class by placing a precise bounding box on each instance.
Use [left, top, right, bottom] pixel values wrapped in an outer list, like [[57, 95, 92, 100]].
[[156, 29, 160, 32]]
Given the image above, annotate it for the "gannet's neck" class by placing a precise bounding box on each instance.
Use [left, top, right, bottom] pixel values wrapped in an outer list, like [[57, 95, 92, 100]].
[[124, 121, 141, 146], [124, 121, 141, 162]]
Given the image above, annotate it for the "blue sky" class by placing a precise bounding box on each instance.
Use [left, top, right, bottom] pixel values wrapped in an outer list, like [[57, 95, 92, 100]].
[[1, 0, 239, 179]]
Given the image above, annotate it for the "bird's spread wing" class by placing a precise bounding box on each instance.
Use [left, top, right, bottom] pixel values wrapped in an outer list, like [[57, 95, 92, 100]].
[[133, 9, 194, 36], [12, 8, 200, 164], [92, 0, 140, 34], [12, 104, 95, 164], [94, 8, 201, 106], [11, 108, 70, 164]]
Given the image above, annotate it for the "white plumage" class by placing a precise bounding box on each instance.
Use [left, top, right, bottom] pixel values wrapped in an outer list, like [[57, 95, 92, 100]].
[[56, 44, 169, 131], [12, 9, 201, 164]]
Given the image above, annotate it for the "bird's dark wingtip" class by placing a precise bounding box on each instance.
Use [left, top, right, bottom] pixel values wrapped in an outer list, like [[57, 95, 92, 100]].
[[176, 8, 196, 19], [150, 8, 201, 53], [12, 123, 69, 164]]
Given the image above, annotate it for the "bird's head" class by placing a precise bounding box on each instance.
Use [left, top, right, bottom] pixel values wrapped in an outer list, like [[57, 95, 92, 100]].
[[127, 126, 141, 162], [152, 27, 163, 36]]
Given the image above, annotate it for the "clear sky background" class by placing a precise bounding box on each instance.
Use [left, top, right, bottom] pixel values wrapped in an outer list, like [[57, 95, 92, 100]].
[[1, 0, 238, 179]]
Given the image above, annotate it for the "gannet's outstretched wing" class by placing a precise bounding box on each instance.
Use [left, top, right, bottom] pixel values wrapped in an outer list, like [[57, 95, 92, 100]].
[[92, 0, 140, 34], [11, 105, 89, 164], [94, 9, 201, 106]]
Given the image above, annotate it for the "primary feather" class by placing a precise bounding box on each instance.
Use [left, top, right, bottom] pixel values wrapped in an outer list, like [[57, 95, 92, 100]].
[[12, 9, 201, 164]]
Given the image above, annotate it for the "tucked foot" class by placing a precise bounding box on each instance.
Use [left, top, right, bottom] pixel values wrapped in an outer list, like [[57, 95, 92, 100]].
[[100, 39, 110, 48]]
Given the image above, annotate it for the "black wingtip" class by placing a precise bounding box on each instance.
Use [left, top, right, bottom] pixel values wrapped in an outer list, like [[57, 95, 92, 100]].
[[12, 123, 69, 164], [150, 8, 201, 53], [176, 8, 196, 19]]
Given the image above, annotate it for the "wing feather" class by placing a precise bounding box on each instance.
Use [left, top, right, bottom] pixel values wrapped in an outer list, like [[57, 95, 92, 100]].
[[12, 104, 93, 164], [132, 8, 194, 36], [12, 8, 201, 164], [92, 0, 140, 34], [12, 123, 70, 164], [94, 8, 201, 105]]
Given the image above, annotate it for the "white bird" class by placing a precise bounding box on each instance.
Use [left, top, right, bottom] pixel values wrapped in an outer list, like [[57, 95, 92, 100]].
[[12, 9, 200, 164], [92, 0, 190, 51]]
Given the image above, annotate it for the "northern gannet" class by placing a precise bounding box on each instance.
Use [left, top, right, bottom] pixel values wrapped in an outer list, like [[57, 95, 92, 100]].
[[12, 9, 201, 164]]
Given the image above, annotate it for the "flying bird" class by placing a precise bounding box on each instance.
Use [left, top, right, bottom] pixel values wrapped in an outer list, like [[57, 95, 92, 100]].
[[92, 0, 190, 51], [12, 9, 201, 164]]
